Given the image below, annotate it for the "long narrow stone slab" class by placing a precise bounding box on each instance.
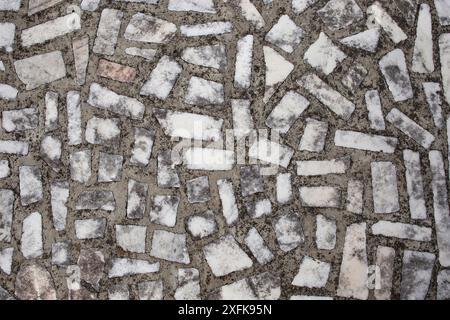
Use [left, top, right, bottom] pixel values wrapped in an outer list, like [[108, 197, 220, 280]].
[[403, 150, 427, 219], [334, 130, 397, 153], [140, 56, 182, 100], [87, 83, 145, 120], [180, 21, 233, 37], [298, 74, 355, 120], [72, 36, 89, 86], [379, 49, 413, 102], [386, 108, 435, 149], [93, 9, 123, 55], [0, 0, 21, 11], [371, 162, 399, 214], [423, 82, 444, 129], [440, 34, 450, 106], [0, 140, 29, 155], [0, 189, 14, 242], [365, 90, 385, 131], [371, 221, 432, 241], [234, 35, 253, 89], [400, 250, 435, 300], [374, 246, 395, 300], [183, 148, 235, 171], [297, 158, 348, 176], [21, 212, 43, 259], [248, 138, 294, 168], [429, 151, 450, 267], [217, 179, 239, 225], [19, 166, 43, 206], [367, 2, 407, 44], [337, 223, 368, 300], [299, 186, 340, 208], [412, 4, 434, 73]]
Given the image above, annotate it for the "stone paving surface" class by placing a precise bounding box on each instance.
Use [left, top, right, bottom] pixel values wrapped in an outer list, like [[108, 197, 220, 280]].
[[0, 0, 450, 300]]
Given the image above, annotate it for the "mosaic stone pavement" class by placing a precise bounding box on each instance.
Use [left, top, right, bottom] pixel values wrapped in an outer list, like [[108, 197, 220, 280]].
[[1, 0, 450, 300]]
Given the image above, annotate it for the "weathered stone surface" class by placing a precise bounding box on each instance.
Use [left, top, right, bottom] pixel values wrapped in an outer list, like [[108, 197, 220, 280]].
[[273, 212, 304, 252], [150, 230, 190, 264], [93, 9, 123, 55], [400, 250, 435, 300], [15, 263, 56, 300]]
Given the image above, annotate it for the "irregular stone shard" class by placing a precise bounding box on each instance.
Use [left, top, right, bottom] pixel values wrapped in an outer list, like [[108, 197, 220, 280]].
[[0, 22, 15, 52], [298, 74, 355, 120], [67, 91, 82, 146], [0, 189, 14, 243], [15, 263, 56, 300], [435, 0, 450, 26], [0, 0, 21, 11], [168, 0, 216, 13], [21, 212, 43, 259], [154, 108, 223, 142], [130, 128, 155, 166], [292, 256, 331, 288], [266, 91, 309, 134], [51, 181, 69, 231], [157, 150, 180, 188], [237, 0, 265, 29], [75, 218, 107, 240], [299, 118, 328, 152], [374, 246, 395, 300], [174, 268, 201, 300], [438, 270, 450, 300], [334, 130, 397, 153], [371, 162, 399, 214], [149, 195, 180, 227], [316, 214, 336, 250], [140, 56, 181, 100], [183, 147, 235, 171], [126, 179, 148, 219], [185, 76, 224, 106], [386, 108, 435, 149], [365, 90, 385, 131], [429, 151, 450, 267], [337, 223, 368, 300], [125, 13, 176, 44], [372, 221, 431, 241], [19, 165, 43, 206], [97, 59, 136, 83], [240, 165, 264, 196], [75, 190, 116, 211], [2, 107, 38, 132], [299, 186, 340, 208], [66, 265, 95, 300], [273, 212, 304, 252], [423, 82, 444, 129], [0, 84, 18, 100], [125, 47, 157, 61], [367, 2, 407, 44], [85, 117, 121, 146], [138, 280, 163, 300], [317, 0, 363, 31], [412, 4, 434, 73], [265, 15, 303, 53], [180, 21, 233, 37], [440, 34, 450, 105], [51, 242, 69, 266], [276, 173, 292, 204], [249, 137, 294, 168], [0, 140, 28, 155], [0, 247, 13, 274], [21, 13, 81, 47], [93, 9, 123, 55], [40, 135, 62, 171], [217, 179, 239, 225], [232, 99, 254, 138], [182, 44, 226, 70], [81, 0, 100, 11], [186, 210, 217, 239], [400, 250, 435, 300], [296, 158, 348, 176], [234, 35, 253, 89], [44, 92, 58, 132], [150, 230, 190, 264], [72, 36, 89, 86], [203, 234, 253, 277], [292, 0, 317, 13], [346, 179, 364, 214], [341, 64, 367, 92], [70, 150, 91, 184], [340, 28, 380, 53], [304, 32, 346, 76], [263, 46, 294, 88], [379, 49, 413, 102], [108, 258, 159, 278], [77, 249, 105, 290], [403, 150, 426, 220], [14, 51, 66, 90], [116, 225, 147, 253], [186, 176, 210, 203], [0, 160, 10, 179], [98, 153, 123, 182], [244, 227, 274, 265], [87, 83, 145, 120]]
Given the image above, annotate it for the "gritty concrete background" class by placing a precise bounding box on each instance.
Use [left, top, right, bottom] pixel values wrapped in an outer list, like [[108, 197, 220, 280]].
[[0, 0, 448, 300]]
